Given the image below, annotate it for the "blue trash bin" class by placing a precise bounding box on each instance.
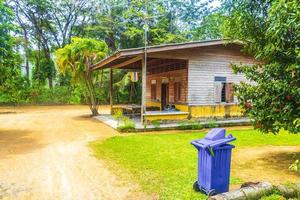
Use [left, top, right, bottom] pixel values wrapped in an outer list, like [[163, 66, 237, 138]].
[[191, 128, 236, 195]]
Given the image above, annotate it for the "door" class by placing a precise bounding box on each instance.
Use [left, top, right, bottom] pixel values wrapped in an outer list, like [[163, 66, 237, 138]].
[[161, 83, 168, 110]]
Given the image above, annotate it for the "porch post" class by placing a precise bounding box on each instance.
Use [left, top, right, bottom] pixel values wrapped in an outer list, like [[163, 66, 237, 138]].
[[109, 68, 113, 115], [141, 57, 146, 123]]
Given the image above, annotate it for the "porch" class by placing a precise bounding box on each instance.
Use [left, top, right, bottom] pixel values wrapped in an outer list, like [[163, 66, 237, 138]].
[[92, 48, 190, 123]]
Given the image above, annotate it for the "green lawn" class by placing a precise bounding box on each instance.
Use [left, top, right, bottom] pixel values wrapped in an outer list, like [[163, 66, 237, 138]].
[[90, 129, 300, 200]]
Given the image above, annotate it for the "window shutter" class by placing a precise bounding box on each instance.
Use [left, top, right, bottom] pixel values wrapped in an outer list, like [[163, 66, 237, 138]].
[[151, 84, 156, 100], [214, 82, 222, 103], [226, 83, 234, 103], [174, 82, 182, 102]]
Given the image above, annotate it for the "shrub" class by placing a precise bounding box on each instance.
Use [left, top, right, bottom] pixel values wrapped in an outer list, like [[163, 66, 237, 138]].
[[113, 109, 123, 125], [261, 194, 286, 200], [69, 86, 84, 104], [178, 121, 190, 130], [289, 160, 300, 173], [27, 85, 74, 105], [207, 120, 218, 128], [178, 120, 204, 130], [190, 120, 203, 130], [118, 117, 135, 132], [151, 120, 161, 129]]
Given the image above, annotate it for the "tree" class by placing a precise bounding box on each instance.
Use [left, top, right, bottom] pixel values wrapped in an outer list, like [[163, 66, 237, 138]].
[[191, 12, 224, 40], [223, 0, 300, 133], [0, 0, 29, 104], [0, 0, 17, 85], [55, 37, 108, 115], [11, 0, 94, 88]]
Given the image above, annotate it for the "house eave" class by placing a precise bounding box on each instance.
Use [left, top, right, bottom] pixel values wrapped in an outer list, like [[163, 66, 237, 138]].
[[92, 39, 238, 70]]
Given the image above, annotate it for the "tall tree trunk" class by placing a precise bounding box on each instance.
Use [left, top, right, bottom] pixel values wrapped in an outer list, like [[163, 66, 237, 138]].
[[84, 60, 99, 116], [48, 76, 53, 89], [23, 29, 30, 79]]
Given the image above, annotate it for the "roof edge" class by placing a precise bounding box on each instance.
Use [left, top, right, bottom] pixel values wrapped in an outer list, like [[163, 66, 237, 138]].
[[92, 39, 240, 70]]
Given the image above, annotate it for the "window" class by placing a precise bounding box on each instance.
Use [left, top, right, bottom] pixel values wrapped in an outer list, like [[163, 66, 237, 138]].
[[174, 82, 182, 102], [151, 80, 157, 100], [214, 77, 234, 103]]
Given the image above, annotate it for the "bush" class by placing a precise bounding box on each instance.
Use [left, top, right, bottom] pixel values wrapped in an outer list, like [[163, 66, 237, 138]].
[[27, 85, 74, 104], [190, 120, 203, 130], [69, 86, 85, 104], [151, 120, 161, 129], [178, 120, 204, 130], [0, 76, 30, 105], [207, 120, 218, 128], [261, 194, 286, 200], [118, 117, 135, 132], [289, 160, 300, 173], [178, 121, 190, 130], [113, 109, 123, 126]]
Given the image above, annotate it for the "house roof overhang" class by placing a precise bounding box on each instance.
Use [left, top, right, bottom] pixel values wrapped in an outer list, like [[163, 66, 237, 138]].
[[92, 39, 238, 70]]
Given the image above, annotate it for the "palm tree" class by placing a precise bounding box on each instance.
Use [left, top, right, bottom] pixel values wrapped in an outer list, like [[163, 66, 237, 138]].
[[55, 37, 108, 115]]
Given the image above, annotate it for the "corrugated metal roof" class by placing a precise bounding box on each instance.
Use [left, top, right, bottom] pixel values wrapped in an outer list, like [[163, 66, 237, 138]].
[[92, 39, 235, 70]]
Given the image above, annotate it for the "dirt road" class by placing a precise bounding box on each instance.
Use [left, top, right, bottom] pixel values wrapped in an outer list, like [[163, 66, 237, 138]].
[[0, 106, 148, 200]]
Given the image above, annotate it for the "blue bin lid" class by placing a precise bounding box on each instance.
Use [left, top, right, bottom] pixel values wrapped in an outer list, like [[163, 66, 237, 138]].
[[191, 128, 236, 149]]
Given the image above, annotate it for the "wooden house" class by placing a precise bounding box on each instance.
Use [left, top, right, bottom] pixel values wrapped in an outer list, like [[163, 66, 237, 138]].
[[92, 39, 254, 123]]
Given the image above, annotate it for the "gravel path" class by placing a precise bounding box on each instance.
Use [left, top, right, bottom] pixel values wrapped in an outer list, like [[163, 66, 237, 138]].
[[0, 106, 150, 200]]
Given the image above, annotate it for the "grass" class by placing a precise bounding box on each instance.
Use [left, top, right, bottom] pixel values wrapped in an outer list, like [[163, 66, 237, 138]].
[[90, 128, 300, 200]]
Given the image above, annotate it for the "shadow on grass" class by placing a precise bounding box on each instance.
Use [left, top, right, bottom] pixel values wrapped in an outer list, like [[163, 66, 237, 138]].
[[0, 129, 45, 158]]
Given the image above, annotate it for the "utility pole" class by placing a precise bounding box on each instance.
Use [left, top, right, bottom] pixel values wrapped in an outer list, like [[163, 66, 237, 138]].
[[141, 2, 149, 124]]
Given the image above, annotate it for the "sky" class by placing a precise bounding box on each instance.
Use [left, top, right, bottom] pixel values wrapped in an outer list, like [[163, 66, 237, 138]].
[[211, 0, 221, 8]]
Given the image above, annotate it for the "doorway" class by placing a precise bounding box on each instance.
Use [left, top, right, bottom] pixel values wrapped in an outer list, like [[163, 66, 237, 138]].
[[161, 83, 169, 110]]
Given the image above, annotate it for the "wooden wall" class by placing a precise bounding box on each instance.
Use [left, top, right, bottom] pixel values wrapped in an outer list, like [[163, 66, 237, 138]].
[[146, 67, 188, 105], [148, 44, 254, 105]]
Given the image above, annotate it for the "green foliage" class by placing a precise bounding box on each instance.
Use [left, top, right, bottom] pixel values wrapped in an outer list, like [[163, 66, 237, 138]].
[[118, 117, 136, 132], [0, 76, 30, 104], [223, 0, 300, 133], [84, 0, 217, 49], [55, 37, 108, 115], [190, 120, 203, 130], [113, 109, 123, 125], [206, 120, 218, 128], [178, 121, 190, 130], [261, 194, 286, 200], [113, 109, 123, 120], [151, 120, 161, 129], [0, 0, 23, 102], [289, 160, 300, 173], [191, 12, 224, 40], [177, 120, 203, 130], [27, 84, 79, 105], [32, 56, 56, 86]]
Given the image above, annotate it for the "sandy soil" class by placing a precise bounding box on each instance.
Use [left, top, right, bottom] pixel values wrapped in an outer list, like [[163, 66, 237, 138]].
[[0, 105, 151, 200], [0, 106, 299, 199], [232, 146, 300, 185]]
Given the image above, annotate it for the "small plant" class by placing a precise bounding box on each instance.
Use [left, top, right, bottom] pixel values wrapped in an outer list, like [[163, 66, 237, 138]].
[[261, 194, 286, 200], [113, 109, 123, 126], [289, 160, 300, 173], [207, 120, 218, 128], [151, 120, 161, 129], [190, 120, 203, 130], [178, 121, 190, 130], [118, 116, 135, 132]]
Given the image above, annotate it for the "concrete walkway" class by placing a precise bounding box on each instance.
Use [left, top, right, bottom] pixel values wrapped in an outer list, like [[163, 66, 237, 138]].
[[94, 114, 250, 131]]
